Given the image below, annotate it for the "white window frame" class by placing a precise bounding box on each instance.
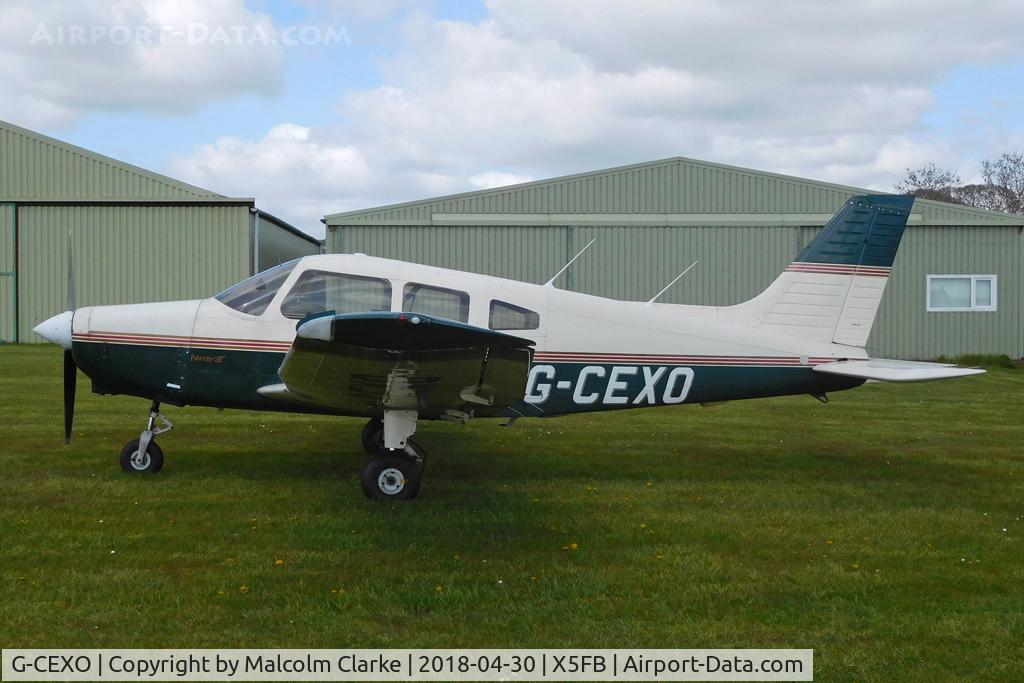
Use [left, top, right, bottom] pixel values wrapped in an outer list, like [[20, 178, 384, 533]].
[[926, 274, 997, 312]]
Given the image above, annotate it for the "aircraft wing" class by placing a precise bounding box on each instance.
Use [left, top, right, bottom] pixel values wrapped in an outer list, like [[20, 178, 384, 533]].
[[258, 311, 535, 418], [812, 358, 985, 383]]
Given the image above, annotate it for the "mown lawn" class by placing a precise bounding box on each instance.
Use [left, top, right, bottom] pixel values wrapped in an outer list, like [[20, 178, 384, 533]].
[[1, 344, 1021, 680]]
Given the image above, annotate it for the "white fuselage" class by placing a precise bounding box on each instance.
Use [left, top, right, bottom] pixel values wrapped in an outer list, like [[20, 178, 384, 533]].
[[65, 254, 870, 416]]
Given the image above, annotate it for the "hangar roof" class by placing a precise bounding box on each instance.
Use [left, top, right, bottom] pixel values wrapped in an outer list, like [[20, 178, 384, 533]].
[[0, 119, 321, 246], [325, 156, 1024, 228], [0, 119, 243, 202]]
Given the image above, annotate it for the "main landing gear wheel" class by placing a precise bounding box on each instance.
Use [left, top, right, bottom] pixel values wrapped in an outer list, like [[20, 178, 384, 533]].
[[119, 438, 164, 473], [361, 455, 421, 501]]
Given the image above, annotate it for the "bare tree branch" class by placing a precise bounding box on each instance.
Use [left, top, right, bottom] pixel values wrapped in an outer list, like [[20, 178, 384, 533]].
[[979, 151, 1024, 214], [894, 163, 963, 203], [895, 154, 1024, 215]]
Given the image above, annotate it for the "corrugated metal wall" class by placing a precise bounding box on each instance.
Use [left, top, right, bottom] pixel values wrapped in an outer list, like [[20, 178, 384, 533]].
[[570, 225, 798, 304], [870, 226, 1023, 359], [331, 223, 798, 300], [329, 222, 1022, 358], [18, 205, 250, 341], [0, 203, 14, 342], [334, 225, 570, 284], [256, 218, 321, 272]]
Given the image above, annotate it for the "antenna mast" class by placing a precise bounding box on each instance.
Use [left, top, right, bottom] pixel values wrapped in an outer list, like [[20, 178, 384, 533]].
[[544, 238, 596, 287], [646, 259, 698, 305]]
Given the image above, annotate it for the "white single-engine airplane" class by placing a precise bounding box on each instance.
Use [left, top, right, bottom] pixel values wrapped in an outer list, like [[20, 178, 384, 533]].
[[35, 194, 982, 499]]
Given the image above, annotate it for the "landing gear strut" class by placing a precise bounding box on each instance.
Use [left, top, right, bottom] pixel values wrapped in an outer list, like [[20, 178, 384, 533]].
[[360, 411, 426, 500], [120, 400, 173, 474]]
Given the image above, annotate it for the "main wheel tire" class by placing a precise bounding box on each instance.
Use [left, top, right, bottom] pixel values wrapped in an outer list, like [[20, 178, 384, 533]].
[[119, 438, 164, 473], [361, 455, 421, 501], [360, 418, 384, 453]]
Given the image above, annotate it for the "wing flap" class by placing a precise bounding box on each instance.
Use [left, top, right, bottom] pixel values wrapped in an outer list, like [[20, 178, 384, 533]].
[[263, 312, 535, 417], [813, 358, 985, 383]]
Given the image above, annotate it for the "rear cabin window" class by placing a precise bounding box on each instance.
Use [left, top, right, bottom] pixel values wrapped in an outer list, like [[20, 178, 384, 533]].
[[215, 260, 298, 316], [403, 283, 470, 323], [280, 270, 392, 319], [489, 300, 540, 330]]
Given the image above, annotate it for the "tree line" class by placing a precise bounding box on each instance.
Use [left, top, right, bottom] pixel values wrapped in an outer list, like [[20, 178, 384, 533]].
[[895, 151, 1024, 214]]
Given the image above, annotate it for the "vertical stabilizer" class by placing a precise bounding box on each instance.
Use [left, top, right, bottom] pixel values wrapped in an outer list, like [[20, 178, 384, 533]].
[[726, 194, 914, 347]]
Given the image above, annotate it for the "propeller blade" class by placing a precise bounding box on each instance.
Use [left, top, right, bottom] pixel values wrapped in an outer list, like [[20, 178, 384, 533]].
[[66, 229, 76, 311], [64, 349, 77, 444]]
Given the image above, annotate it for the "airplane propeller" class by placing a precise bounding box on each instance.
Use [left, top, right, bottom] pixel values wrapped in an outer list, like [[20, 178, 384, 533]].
[[64, 230, 77, 444], [64, 344, 77, 444]]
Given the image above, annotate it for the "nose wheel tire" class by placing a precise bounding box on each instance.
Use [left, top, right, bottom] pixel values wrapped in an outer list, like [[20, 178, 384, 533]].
[[119, 438, 164, 473], [361, 455, 421, 501]]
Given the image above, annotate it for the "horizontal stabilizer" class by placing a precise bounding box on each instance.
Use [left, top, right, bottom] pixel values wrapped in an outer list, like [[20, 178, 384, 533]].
[[812, 358, 985, 383]]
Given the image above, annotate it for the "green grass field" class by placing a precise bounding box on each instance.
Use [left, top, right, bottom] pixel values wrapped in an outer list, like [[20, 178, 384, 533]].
[[1, 344, 1021, 680]]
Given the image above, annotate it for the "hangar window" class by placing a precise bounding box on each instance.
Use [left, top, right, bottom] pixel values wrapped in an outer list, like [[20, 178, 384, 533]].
[[489, 300, 540, 330], [926, 275, 997, 312], [403, 283, 470, 323], [215, 260, 298, 316], [280, 270, 392, 319]]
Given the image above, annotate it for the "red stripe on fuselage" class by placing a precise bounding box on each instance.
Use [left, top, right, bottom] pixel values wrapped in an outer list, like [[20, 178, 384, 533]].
[[785, 262, 890, 277], [73, 331, 291, 352]]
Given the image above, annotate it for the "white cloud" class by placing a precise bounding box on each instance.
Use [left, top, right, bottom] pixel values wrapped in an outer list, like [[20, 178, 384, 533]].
[[169, 0, 1024, 234], [0, 0, 283, 128], [490, 0, 1024, 82], [169, 123, 369, 232], [469, 172, 534, 190]]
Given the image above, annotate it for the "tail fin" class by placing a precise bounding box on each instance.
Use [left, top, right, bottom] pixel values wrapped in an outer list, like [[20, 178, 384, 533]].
[[727, 194, 914, 347]]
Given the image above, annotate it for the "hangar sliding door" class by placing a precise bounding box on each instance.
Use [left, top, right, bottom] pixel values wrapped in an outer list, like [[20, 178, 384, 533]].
[[17, 205, 251, 342], [0, 204, 14, 342]]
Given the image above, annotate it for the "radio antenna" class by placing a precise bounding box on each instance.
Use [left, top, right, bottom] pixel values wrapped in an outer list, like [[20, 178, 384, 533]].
[[544, 238, 596, 287], [646, 259, 698, 305]]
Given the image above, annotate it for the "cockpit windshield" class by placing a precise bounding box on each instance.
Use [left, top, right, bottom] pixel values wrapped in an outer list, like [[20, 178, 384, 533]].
[[214, 260, 298, 316]]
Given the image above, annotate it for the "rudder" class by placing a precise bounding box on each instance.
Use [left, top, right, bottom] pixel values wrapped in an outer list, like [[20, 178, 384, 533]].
[[727, 194, 914, 347]]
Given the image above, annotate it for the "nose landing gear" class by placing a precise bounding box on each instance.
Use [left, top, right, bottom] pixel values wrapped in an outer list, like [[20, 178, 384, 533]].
[[120, 400, 173, 474], [360, 412, 426, 500]]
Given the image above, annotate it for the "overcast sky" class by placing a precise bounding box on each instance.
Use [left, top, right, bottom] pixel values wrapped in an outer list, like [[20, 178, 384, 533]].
[[3, 0, 1024, 237]]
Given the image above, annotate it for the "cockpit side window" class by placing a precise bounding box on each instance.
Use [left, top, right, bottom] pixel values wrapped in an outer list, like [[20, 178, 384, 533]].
[[280, 270, 392, 319], [214, 260, 298, 316], [489, 300, 540, 330], [403, 283, 470, 323]]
